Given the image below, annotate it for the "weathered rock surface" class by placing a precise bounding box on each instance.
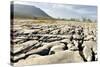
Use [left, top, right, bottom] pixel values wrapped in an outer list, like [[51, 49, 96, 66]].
[[11, 23, 97, 66], [14, 50, 84, 66]]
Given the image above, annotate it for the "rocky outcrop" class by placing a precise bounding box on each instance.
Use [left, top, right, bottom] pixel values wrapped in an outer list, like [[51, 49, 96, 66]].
[[14, 50, 84, 66], [11, 23, 97, 66]]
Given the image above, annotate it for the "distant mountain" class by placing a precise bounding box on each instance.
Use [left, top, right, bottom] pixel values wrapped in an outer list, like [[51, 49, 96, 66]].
[[11, 4, 51, 19]]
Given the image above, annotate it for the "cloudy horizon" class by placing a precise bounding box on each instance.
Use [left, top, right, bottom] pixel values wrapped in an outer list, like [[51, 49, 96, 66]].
[[13, 1, 97, 21]]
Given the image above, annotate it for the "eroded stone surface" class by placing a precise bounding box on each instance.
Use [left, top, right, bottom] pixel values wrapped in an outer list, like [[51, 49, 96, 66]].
[[11, 21, 97, 66]]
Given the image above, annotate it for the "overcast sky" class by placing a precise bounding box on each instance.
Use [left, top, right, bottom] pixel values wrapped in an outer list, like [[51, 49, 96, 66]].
[[14, 1, 97, 20]]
